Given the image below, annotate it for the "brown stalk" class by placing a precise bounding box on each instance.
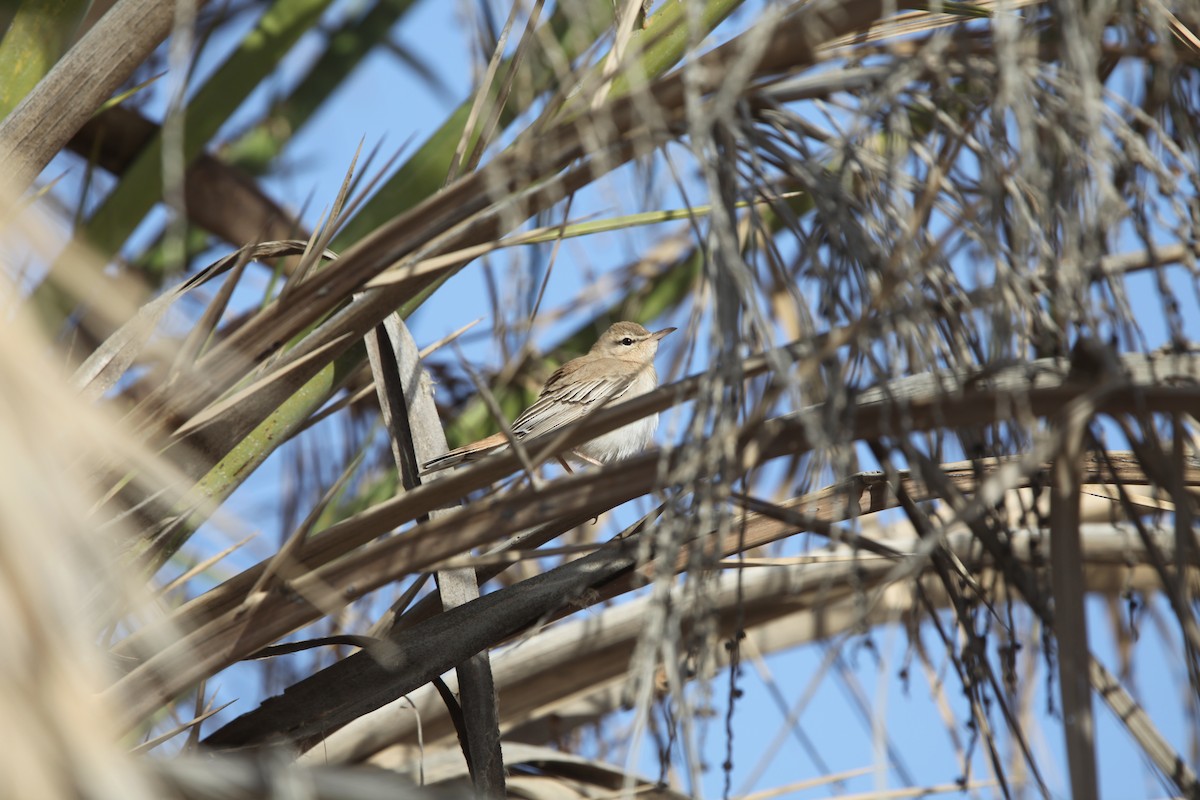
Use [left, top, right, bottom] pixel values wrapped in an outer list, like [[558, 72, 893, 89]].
[[0, 0, 208, 188], [70, 106, 302, 251], [1049, 416, 1098, 800]]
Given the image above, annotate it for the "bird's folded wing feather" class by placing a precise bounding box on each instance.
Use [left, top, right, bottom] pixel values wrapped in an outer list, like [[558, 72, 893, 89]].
[[420, 361, 638, 474], [511, 369, 635, 441]]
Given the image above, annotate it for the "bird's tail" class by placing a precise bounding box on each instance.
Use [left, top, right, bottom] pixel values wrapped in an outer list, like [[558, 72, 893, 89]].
[[419, 432, 509, 475]]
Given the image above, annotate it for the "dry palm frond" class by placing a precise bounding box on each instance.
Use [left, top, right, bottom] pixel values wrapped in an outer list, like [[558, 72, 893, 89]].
[[3, 0, 1200, 796]]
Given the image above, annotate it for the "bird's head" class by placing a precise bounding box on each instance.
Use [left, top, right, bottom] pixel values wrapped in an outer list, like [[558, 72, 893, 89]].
[[590, 321, 676, 363]]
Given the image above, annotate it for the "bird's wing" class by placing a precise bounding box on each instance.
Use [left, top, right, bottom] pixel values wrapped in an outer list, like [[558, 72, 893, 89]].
[[421, 361, 642, 474], [510, 365, 636, 442]]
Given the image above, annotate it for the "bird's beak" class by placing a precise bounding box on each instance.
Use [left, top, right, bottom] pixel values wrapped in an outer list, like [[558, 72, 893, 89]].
[[651, 327, 677, 341]]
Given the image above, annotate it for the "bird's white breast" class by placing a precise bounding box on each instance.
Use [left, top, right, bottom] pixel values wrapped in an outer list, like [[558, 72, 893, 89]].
[[575, 366, 659, 463]]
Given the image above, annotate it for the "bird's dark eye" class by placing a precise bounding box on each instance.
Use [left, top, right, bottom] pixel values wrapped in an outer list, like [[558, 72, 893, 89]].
[[621, 337, 634, 346]]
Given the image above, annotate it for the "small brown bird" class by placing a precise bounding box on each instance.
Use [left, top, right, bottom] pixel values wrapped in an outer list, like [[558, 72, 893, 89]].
[[421, 321, 675, 474]]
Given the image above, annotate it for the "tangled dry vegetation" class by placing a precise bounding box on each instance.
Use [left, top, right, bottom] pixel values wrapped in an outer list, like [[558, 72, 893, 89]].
[[0, 0, 1198, 797]]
